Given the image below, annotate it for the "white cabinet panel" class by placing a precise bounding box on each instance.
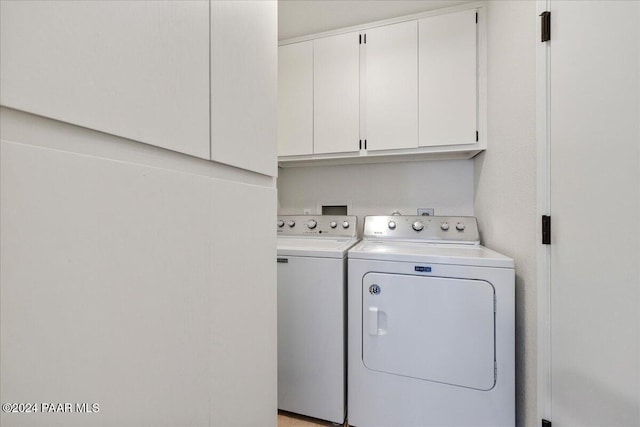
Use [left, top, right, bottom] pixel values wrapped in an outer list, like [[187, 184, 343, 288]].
[[314, 32, 360, 155], [211, 0, 278, 177], [419, 9, 478, 147], [0, 140, 277, 427], [210, 180, 277, 427], [0, 1, 210, 159], [278, 42, 313, 157], [0, 141, 213, 426], [365, 21, 418, 151]]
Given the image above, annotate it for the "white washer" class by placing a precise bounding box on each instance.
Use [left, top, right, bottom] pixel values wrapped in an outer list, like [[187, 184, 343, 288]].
[[277, 215, 359, 424], [348, 216, 515, 427]]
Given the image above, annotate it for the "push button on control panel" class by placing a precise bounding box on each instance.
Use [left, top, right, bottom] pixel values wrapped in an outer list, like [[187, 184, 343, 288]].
[[287, 220, 296, 228], [277, 220, 285, 228]]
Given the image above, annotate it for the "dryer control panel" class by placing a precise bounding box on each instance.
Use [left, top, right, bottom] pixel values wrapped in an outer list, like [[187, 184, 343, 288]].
[[363, 216, 479, 244], [277, 215, 357, 238]]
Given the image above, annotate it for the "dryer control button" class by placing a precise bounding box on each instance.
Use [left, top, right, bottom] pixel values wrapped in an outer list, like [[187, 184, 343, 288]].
[[412, 221, 424, 232], [307, 220, 317, 229], [388, 221, 397, 230], [342, 221, 350, 229], [456, 222, 466, 231], [287, 220, 296, 227], [440, 222, 449, 231], [329, 221, 338, 228], [277, 220, 285, 228]]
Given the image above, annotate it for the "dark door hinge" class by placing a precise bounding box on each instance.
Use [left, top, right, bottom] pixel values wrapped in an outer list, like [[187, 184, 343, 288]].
[[359, 139, 362, 150], [542, 419, 552, 427], [359, 34, 362, 44], [540, 11, 551, 42], [475, 12, 478, 24], [364, 139, 367, 150], [364, 33, 367, 44], [542, 215, 551, 245], [476, 130, 479, 142]]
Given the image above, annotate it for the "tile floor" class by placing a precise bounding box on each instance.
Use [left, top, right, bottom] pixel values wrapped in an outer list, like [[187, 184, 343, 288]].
[[278, 411, 346, 427]]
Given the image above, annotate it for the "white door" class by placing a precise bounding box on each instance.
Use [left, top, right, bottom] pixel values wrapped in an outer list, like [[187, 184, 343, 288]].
[[419, 9, 477, 147], [364, 21, 418, 152], [362, 273, 495, 390], [544, 1, 640, 426], [313, 32, 360, 155], [278, 41, 314, 157], [0, 0, 210, 159]]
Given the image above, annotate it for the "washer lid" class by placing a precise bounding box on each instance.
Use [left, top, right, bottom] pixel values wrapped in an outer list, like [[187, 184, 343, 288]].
[[348, 240, 514, 269], [277, 237, 360, 258]]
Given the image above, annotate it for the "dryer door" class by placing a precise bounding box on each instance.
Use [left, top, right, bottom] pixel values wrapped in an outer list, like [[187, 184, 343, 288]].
[[362, 273, 495, 390]]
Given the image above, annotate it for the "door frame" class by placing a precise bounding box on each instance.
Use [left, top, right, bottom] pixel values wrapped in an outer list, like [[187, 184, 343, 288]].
[[536, 0, 551, 423]]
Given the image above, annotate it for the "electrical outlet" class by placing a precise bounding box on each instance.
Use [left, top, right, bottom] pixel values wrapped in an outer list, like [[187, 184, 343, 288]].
[[417, 208, 434, 216]]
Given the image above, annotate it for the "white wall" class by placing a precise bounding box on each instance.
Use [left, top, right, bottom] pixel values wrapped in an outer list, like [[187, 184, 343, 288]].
[[278, 160, 475, 235], [474, 1, 537, 426]]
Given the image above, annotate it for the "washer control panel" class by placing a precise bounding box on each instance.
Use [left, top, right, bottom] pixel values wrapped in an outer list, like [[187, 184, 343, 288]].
[[277, 215, 357, 237], [363, 215, 479, 244]]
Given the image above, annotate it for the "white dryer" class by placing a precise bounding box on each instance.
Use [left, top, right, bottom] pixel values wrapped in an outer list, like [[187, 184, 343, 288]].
[[277, 215, 359, 424], [348, 216, 514, 427]]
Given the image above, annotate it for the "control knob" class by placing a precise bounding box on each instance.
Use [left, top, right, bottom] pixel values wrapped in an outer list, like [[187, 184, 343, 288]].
[[329, 221, 337, 229], [307, 220, 317, 230], [440, 222, 449, 231], [456, 222, 466, 231], [287, 220, 295, 228], [412, 221, 424, 232], [342, 221, 350, 229], [277, 220, 285, 228], [388, 221, 396, 230]]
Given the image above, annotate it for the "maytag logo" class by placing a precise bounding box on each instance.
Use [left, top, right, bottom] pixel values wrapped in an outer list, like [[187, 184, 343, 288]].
[[414, 266, 432, 272]]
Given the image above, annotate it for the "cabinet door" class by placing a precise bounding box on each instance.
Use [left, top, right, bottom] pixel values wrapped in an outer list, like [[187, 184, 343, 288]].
[[211, 0, 278, 177], [0, 141, 214, 426], [365, 21, 418, 151], [314, 32, 360, 155], [419, 9, 477, 147], [0, 1, 210, 159], [210, 179, 277, 427], [278, 42, 314, 157], [1, 137, 278, 427]]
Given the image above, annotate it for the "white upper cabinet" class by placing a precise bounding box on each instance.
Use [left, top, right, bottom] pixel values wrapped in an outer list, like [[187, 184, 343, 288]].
[[365, 21, 418, 152], [0, 1, 210, 159], [277, 4, 485, 165], [211, 0, 278, 177], [278, 42, 314, 157], [419, 9, 478, 147], [314, 32, 360, 155]]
